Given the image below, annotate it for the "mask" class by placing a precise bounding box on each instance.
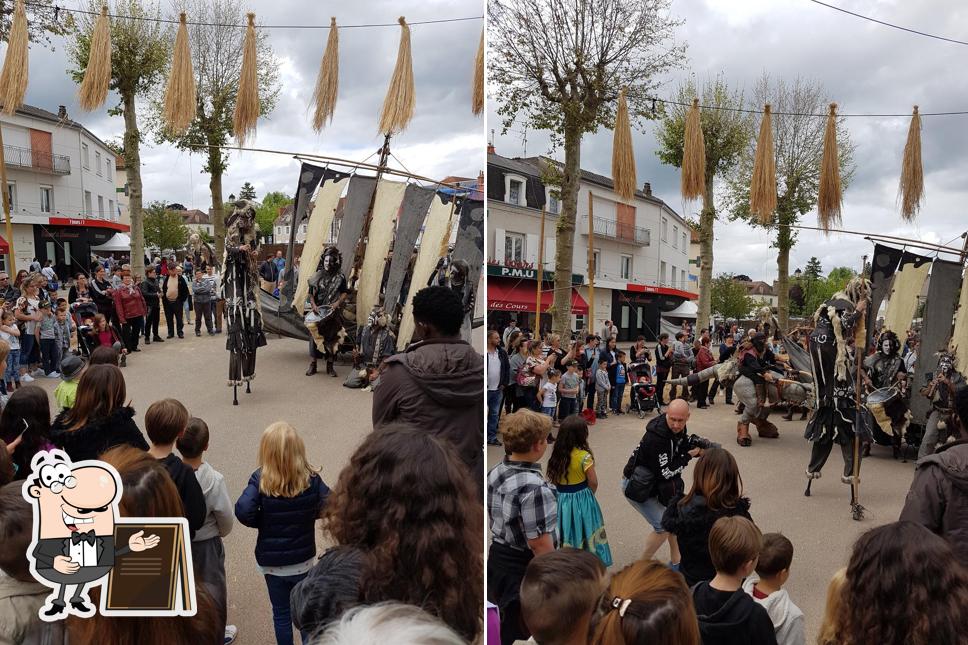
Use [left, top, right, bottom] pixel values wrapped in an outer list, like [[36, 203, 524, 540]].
[[323, 256, 331, 272], [940, 359, 953, 375], [881, 340, 892, 355]]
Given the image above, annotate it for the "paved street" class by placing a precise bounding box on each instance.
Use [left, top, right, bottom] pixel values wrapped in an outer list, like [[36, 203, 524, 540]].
[[487, 401, 915, 644]]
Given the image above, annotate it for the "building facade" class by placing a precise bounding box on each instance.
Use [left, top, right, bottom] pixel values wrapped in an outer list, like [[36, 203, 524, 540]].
[[487, 150, 695, 341], [1, 104, 127, 275]]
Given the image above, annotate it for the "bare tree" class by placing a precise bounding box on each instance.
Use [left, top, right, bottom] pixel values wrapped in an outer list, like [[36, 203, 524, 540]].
[[724, 74, 855, 331], [489, 0, 686, 334]]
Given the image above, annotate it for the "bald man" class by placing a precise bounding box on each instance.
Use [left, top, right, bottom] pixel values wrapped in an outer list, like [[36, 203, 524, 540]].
[[621, 398, 704, 563]]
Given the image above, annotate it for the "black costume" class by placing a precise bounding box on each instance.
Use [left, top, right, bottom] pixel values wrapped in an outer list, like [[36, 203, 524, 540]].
[[306, 247, 348, 377], [222, 200, 267, 386], [863, 330, 909, 449]]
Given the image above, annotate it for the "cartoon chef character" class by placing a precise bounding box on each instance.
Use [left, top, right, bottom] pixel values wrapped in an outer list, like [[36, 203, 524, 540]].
[[22, 449, 159, 620]]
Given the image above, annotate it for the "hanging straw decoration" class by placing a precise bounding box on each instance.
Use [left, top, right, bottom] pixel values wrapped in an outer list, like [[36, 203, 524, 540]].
[[749, 103, 777, 224], [162, 13, 197, 135], [817, 103, 843, 232], [378, 17, 415, 134], [0, 0, 29, 115], [311, 17, 339, 132], [899, 105, 923, 221], [611, 88, 636, 202], [472, 26, 484, 115], [78, 6, 111, 111], [233, 12, 260, 144], [681, 97, 706, 201]]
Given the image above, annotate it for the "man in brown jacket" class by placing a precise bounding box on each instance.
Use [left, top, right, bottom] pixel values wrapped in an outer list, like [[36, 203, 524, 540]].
[[373, 286, 484, 495], [900, 385, 968, 565]]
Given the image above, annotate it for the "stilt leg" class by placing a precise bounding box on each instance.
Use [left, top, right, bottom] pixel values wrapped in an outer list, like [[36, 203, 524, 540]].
[[246, 381, 251, 394], [233, 384, 238, 406], [804, 479, 813, 497]]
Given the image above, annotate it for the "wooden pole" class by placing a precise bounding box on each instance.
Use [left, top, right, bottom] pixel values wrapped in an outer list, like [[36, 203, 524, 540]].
[[850, 252, 868, 520], [587, 190, 595, 332], [536, 207, 546, 334], [0, 128, 15, 272]]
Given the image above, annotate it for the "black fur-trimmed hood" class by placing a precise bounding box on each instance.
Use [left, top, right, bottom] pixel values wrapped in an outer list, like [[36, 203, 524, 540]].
[[50, 406, 148, 462], [662, 494, 752, 534]]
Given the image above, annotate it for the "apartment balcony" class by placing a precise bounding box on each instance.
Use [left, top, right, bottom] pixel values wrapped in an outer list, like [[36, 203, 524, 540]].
[[579, 215, 650, 246], [4, 144, 71, 175]]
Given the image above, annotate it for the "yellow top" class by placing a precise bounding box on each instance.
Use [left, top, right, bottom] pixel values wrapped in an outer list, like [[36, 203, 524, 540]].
[[557, 448, 593, 485]]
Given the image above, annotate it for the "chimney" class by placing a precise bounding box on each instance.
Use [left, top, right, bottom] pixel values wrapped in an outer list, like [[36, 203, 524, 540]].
[[57, 105, 67, 119], [643, 182, 652, 196], [477, 170, 484, 194], [487, 143, 495, 154]]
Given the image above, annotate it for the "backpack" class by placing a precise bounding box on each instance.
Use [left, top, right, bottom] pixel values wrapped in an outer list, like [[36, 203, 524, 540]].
[[516, 360, 538, 388]]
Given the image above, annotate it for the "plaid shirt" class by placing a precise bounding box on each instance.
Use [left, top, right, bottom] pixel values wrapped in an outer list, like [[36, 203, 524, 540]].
[[487, 459, 558, 551]]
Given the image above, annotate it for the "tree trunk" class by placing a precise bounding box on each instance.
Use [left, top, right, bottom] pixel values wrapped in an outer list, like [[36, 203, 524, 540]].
[[121, 91, 145, 279], [775, 205, 793, 332], [209, 153, 225, 261], [551, 124, 581, 335], [697, 175, 715, 332]]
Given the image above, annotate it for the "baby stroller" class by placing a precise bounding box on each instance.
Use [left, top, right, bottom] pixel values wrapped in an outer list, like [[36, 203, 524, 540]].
[[628, 361, 661, 418], [70, 301, 99, 359]]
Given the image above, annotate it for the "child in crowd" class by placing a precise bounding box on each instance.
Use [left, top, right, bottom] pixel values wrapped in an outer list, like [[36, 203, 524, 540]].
[[54, 305, 74, 359], [144, 398, 207, 538], [558, 361, 581, 420], [0, 309, 20, 393], [692, 516, 777, 645], [816, 568, 846, 645], [520, 548, 606, 645], [595, 359, 611, 418], [54, 354, 85, 410], [177, 417, 238, 645], [235, 422, 330, 645], [742, 533, 805, 645], [591, 559, 700, 645], [0, 482, 50, 643], [487, 409, 558, 645], [546, 416, 612, 566], [612, 350, 628, 414], [87, 313, 128, 367], [37, 301, 60, 378], [539, 369, 560, 419]]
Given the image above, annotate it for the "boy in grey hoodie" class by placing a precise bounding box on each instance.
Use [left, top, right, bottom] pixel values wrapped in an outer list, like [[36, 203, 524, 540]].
[[741, 533, 805, 645], [595, 358, 611, 418]]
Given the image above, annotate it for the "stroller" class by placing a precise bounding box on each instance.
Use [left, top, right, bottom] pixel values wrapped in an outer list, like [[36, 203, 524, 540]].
[[70, 301, 99, 358], [628, 361, 661, 418]]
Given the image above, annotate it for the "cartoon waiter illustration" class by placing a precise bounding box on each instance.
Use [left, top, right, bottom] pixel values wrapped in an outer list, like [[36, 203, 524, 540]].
[[22, 449, 160, 620]]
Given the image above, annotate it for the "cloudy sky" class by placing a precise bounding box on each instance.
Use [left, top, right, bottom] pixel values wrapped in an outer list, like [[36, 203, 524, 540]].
[[488, 0, 968, 282], [23, 0, 483, 206]]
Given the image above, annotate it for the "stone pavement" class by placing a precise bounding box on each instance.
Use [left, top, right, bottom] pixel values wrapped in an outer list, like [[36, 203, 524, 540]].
[[487, 401, 916, 644]]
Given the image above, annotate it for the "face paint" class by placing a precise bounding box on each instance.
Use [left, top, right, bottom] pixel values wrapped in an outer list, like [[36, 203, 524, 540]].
[[323, 255, 331, 272], [882, 340, 892, 355]]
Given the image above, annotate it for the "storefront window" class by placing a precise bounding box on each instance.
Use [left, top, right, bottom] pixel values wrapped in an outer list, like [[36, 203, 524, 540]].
[[505, 232, 525, 263]]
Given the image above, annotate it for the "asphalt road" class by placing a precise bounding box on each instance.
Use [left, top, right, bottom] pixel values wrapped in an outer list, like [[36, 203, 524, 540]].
[[486, 400, 916, 644]]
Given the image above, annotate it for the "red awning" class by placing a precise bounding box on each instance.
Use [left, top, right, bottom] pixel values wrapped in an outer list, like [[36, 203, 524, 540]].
[[488, 280, 588, 314], [0, 235, 8, 254]]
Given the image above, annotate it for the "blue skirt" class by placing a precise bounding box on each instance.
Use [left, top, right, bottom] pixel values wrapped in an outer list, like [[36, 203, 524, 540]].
[[557, 481, 613, 566]]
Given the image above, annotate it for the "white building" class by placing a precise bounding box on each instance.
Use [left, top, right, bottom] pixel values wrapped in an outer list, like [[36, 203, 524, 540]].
[[0, 104, 127, 275], [487, 150, 695, 340], [176, 208, 214, 238], [273, 205, 307, 244]]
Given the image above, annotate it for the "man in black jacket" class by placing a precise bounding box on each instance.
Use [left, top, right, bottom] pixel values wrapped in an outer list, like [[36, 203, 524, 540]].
[[621, 399, 702, 562], [139, 266, 164, 344]]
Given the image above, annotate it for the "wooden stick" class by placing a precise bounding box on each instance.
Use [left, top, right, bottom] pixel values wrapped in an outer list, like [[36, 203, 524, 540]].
[[587, 190, 595, 329], [0, 127, 14, 269], [536, 207, 546, 330]]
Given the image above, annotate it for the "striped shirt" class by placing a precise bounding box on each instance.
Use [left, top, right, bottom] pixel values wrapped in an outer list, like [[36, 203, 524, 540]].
[[487, 459, 558, 551]]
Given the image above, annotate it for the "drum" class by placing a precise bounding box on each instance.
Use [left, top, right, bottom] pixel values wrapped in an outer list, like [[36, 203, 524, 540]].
[[866, 386, 908, 446]]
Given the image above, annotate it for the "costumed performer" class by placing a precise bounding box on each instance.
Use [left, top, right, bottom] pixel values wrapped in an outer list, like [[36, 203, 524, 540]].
[[305, 246, 348, 378], [222, 200, 267, 389]]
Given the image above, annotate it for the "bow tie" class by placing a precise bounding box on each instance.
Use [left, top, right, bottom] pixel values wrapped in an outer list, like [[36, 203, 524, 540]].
[[70, 531, 97, 546]]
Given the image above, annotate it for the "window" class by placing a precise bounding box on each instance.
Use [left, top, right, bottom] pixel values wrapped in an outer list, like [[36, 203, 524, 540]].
[[84, 191, 92, 217], [593, 249, 601, 277], [682, 231, 687, 250], [508, 180, 522, 205], [620, 254, 632, 280], [95, 151, 102, 176], [63, 242, 72, 267], [46, 242, 55, 263], [662, 217, 668, 241], [39, 186, 52, 213], [109, 199, 115, 219], [547, 189, 560, 215], [673, 225, 679, 248], [660, 261, 667, 284], [82, 143, 89, 169], [97, 195, 104, 218], [504, 232, 525, 263], [106, 159, 113, 181], [6, 183, 15, 211], [681, 269, 686, 288], [505, 173, 527, 206]]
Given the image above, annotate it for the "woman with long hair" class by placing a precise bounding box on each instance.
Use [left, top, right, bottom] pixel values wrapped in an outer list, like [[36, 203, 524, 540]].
[[235, 422, 329, 645], [12, 269, 27, 292], [293, 424, 483, 642], [661, 447, 752, 586], [590, 559, 700, 645], [67, 446, 221, 645], [49, 364, 147, 462], [518, 340, 552, 412], [546, 416, 612, 566], [13, 275, 43, 382], [507, 333, 527, 412], [0, 386, 52, 480], [837, 521, 968, 645]]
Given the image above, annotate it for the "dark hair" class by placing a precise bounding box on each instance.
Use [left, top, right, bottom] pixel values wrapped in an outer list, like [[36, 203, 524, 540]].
[[756, 533, 794, 578], [412, 286, 463, 337], [679, 447, 743, 513], [838, 521, 968, 645], [708, 516, 762, 576], [616, 350, 626, 358], [546, 416, 591, 485], [0, 386, 52, 477], [598, 358, 608, 365], [0, 481, 33, 579], [675, 332, 684, 340], [323, 425, 483, 641], [521, 548, 606, 644], [144, 399, 189, 446], [0, 441, 12, 485], [176, 417, 209, 459], [586, 334, 596, 343], [659, 333, 669, 341], [62, 364, 126, 432], [636, 335, 645, 342], [88, 345, 120, 366]]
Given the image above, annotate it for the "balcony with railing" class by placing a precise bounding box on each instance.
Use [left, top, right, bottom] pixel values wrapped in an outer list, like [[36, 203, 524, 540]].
[[4, 145, 71, 175], [579, 214, 650, 246]]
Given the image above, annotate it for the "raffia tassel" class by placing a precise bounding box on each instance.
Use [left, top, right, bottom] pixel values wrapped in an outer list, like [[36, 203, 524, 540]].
[[899, 105, 923, 221], [78, 6, 111, 111], [233, 12, 260, 144], [681, 97, 706, 201], [378, 17, 415, 134], [611, 88, 636, 202], [817, 102, 842, 232], [311, 17, 339, 132], [472, 27, 484, 115], [0, 0, 29, 115], [750, 103, 777, 224], [162, 13, 197, 134]]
